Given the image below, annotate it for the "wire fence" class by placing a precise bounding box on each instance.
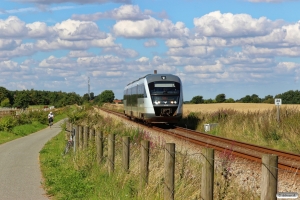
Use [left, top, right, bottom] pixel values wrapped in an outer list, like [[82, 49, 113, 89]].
[[65, 122, 300, 200]]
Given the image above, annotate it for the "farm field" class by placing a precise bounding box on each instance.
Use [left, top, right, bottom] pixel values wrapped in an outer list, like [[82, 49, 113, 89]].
[[111, 103, 300, 114], [182, 103, 300, 115]]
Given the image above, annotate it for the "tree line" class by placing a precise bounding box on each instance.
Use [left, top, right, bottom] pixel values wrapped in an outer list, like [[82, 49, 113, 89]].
[[189, 90, 300, 104], [0, 86, 115, 108]]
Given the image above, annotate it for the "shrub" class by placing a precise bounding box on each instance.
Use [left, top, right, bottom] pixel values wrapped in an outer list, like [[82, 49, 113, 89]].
[[0, 116, 17, 131]]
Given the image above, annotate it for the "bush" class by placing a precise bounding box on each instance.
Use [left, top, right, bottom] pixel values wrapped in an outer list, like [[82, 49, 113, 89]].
[[0, 116, 17, 131]]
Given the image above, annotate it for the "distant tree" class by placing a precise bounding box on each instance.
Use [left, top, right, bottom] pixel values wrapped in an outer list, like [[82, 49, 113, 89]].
[[13, 91, 31, 108], [204, 98, 214, 104], [1, 98, 11, 107], [190, 95, 204, 104], [94, 90, 115, 104], [0, 87, 9, 102], [225, 98, 235, 103], [275, 90, 300, 104], [240, 95, 252, 103], [251, 94, 261, 103], [90, 92, 95, 100], [82, 93, 90, 102], [215, 93, 226, 103], [262, 95, 274, 104]]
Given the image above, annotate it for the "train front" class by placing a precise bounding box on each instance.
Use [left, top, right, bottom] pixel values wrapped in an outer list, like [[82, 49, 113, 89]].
[[146, 74, 183, 124]]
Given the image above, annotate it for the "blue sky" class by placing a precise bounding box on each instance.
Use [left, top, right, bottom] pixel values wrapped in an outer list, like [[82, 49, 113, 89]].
[[1, 0, 300, 101]]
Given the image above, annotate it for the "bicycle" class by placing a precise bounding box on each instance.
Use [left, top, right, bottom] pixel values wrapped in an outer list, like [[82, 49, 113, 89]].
[[63, 129, 75, 155], [49, 118, 53, 128], [63, 139, 74, 155]]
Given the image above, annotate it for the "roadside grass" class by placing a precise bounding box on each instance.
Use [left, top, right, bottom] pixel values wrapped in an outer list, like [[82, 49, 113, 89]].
[[40, 108, 259, 200]]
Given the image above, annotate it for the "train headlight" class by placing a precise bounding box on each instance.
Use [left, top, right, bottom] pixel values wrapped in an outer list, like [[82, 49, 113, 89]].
[[174, 101, 177, 104], [154, 101, 161, 105], [171, 101, 173, 104]]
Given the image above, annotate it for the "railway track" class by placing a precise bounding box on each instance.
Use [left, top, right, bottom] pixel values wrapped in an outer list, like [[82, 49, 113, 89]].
[[99, 107, 300, 176]]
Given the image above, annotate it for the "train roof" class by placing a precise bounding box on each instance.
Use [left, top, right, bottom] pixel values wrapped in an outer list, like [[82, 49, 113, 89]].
[[126, 74, 181, 86]]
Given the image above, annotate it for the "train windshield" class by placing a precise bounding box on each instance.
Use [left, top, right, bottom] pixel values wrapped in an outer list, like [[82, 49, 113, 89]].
[[148, 82, 180, 94]]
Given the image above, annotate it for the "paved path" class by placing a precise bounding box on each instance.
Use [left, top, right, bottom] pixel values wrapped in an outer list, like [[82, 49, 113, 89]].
[[0, 120, 65, 200]]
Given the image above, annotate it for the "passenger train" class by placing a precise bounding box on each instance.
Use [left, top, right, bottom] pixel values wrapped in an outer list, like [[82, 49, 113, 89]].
[[123, 72, 183, 124]]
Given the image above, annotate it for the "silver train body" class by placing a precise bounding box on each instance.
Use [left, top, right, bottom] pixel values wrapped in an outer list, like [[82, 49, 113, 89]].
[[123, 74, 183, 124]]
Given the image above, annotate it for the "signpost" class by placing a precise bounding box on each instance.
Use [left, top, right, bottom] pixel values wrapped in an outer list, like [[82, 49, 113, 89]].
[[274, 98, 282, 122]]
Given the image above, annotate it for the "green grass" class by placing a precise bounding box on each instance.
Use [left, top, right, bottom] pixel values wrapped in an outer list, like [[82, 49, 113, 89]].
[[0, 131, 19, 144], [40, 131, 141, 200]]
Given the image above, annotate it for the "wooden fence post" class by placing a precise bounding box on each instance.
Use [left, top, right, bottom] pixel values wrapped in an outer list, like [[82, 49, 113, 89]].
[[96, 130, 104, 164], [108, 134, 115, 175], [75, 125, 79, 152], [90, 128, 95, 142], [122, 136, 130, 172], [261, 154, 278, 200], [79, 125, 83, 149], [164, 143, 175, 200], [83, 126, 88, 149], [201, 148, 214, 200], [140, 140, 150, 188]]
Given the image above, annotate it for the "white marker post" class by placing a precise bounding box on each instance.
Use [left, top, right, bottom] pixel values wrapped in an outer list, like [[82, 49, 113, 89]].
[[274, 98, 282, 122]]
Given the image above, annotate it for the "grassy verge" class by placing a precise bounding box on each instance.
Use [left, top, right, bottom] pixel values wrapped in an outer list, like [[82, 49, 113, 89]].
[[40, 107, 259, 200], [0, 108, 68, 145]]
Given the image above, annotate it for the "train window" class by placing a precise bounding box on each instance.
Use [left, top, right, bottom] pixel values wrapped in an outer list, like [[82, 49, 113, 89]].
[[154, 83, 175, 87], [149, 82, 180, 94]]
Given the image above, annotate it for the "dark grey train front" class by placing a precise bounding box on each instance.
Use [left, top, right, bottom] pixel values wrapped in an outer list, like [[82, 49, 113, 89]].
[[123, 74, 183, 124]]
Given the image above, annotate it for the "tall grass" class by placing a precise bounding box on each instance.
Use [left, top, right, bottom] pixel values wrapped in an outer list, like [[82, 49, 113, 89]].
[[178, 107, 300, 153], [40, 107, 259, 199]]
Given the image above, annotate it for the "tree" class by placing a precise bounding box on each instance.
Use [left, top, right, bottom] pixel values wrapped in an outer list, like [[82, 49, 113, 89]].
[[0, 87, 9, 102], [251, 94, 261, 103], [190, 95, 204, 104], [275, 90, 300, 104], [95, 90, 115, 104], [1, 98, 11, 107], [215, 93, 226, 103], [13, 91, 31, 108], [225, 98, 235, 103]]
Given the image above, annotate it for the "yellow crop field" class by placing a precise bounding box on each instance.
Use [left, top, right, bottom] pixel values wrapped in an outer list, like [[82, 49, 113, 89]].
[[110, 103, 300, 115], [183, 103, 300, 115]]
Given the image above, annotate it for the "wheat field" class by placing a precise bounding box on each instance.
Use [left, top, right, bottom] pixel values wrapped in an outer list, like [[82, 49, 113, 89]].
[[112, 103, 300, 115]]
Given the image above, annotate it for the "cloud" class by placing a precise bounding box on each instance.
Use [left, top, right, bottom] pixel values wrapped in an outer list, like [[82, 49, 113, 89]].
[[53, 19, 107, 41], [39, 55, 78, 69], [12, 0, 131, 5], [67, 50, 95, 58], [167, 46, 218, 57], [184, 62, 224, 73], [102, 46, 139, 57], [243, 45, 300, 57], [113, 17, 189, 38], [27, 21, 56, 38], [0, 6, 75, 15], [72, 5, 150, 21], [193, 11, 284, 38], [0, 39, 22, 50], [144, 39, 158, 47], [0, 16, 28, 38]]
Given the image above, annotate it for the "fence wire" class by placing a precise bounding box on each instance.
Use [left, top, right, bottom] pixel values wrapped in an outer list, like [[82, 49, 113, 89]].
[[66, 123, 300, 200]]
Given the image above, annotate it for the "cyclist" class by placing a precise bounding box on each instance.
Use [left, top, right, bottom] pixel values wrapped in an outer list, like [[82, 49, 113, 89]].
[[48, 111, 54, 127]]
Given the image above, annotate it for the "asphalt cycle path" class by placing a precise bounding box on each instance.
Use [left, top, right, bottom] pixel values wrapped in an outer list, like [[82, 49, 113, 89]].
[[0, 119, 65, 200]]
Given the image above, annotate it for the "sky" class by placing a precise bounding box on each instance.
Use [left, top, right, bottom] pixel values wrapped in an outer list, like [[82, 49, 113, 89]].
[[1, 0, 300, 101]]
